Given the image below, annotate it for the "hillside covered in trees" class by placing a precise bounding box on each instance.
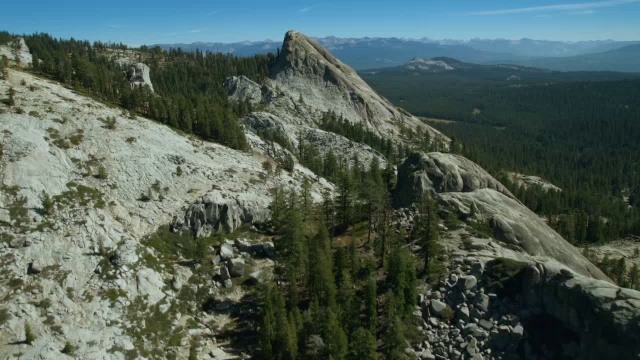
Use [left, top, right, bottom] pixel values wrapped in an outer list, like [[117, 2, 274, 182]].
[[362, 64, 640, 246], [12, 32, 275, 150]]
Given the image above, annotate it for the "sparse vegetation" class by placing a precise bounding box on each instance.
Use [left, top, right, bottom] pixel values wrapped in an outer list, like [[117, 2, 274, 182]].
[[104, 116, 117, 130], [61, 341, 77, 355], [96, 165, 108, 180], [0, 308, 11, 326], [40, 191, 54, 215], [24, 322, 36, 345]]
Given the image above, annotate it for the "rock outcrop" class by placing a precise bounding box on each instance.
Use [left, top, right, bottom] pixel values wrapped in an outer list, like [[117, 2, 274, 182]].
[[441, 189, 609, 281], [225, 75, 263, 106], [226, 30, 448, 152], [0, 37, 33, 67], [394, 152, 513, 208], [507, 172, 562, 192], [520, 261, 640, 360], [173, 190, 271, 236], [126, 63, 154, 91], [242, 111, 387, 168]]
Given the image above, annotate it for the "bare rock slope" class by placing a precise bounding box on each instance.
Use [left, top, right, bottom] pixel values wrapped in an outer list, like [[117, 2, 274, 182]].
[[228, 31, 449, 154], [0, 69, 326, 359]]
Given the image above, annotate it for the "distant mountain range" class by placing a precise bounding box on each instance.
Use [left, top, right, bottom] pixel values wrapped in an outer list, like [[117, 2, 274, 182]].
[[155, 36, 640, 73], [502, 44, 640, 73]]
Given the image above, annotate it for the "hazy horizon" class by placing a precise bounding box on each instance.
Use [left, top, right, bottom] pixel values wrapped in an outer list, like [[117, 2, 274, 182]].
[[2, 0, 640, 47]]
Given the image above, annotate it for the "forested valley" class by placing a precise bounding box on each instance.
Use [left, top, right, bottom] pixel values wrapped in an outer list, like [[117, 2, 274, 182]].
[[362, 66, 640, 282]]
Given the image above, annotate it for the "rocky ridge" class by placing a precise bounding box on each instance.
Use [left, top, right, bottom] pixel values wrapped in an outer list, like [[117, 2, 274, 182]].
[[0, 68, 328, 359], [226, 30, 450, 158]]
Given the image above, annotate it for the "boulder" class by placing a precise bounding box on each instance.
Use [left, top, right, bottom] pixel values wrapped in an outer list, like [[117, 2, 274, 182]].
[[220, 265, 231, 281], [225, 75, 263, 106], [28, 260, 43, 274], [250, 241, 275, 257], [249, 270, 265, 284], [136, 268, 166, 305], [126, 63, 154, 91], [430, 300, 448, 317], [227, 258, 245, 278], [220, 243, 235, 260], [394, 152, 513, 207], [458, 275, 477, 291]]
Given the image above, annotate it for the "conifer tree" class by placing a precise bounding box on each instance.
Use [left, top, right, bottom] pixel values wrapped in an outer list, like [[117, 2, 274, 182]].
[[322, 309, 348, 360], [414, 196, 439, 275], [348, 327, 378, 360], [363, 277, 377, 332]]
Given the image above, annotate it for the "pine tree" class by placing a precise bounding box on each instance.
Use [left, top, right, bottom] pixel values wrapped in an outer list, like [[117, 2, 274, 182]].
[[363, 277, 377, 332], [281, 209, 308, 281], [307, 227, 337, 309], [301, 178, 312, 221], [629, 263, 640, 290], [383, 292, 406, 359], [336, 171, 354, 228], [414, 196, 439, 275], [270, 186, 289, 233], [322, 308, 348, 360], [348, 327, 378, 360]]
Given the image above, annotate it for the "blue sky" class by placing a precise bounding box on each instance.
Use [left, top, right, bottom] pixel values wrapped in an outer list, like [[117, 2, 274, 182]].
[[1, 0, 639, 46]]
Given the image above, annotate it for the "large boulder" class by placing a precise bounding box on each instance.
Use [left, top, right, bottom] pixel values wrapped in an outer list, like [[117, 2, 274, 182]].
[[394, 152, 512, 207], [442, 189, 609, 281], [227, 258, 246, 278], [136, 268, 166, 305], [173, 191, 270, 237], [126, 63, 154, 92], [515, 261, 640, 360], [225, 75, 263, 106]]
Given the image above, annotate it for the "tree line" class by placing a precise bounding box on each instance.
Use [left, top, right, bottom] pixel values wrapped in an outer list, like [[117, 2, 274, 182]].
[[18, 32, 276, 150]]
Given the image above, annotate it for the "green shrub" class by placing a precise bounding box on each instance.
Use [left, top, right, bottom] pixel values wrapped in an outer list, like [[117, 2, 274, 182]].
[[0, 308, 10, 326], [104, 116, 116, 130], [61, 341, 77, 355], [40, 191, 55, 215], [25, 322, 36, 345], [138, 191, 152, 202], [176, 166, 183, 177], [96, 165, 108, 180]]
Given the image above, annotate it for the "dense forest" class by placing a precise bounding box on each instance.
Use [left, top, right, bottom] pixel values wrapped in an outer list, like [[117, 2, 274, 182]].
[[258, 157, 442, 359], [8, 32, 274, 150], [363, 66, 640, 246]]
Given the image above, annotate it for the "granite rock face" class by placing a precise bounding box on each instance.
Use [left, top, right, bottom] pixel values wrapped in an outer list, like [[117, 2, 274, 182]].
[[126, 63, 154, 91], [441, 189, 609, 281], [394, 152, 513, 207], [225, 75, 263, 106]]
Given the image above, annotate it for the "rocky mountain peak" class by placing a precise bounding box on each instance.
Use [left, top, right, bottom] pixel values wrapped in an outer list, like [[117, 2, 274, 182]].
[[272, 30, 356, 78], [266, 30, 448, 146]]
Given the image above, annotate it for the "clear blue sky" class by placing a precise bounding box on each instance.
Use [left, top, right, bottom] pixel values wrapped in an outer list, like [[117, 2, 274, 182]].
[[1, 0, 640, 46]]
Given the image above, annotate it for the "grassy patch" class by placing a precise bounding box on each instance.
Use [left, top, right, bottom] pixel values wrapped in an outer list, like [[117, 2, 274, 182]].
[[143, 226, 227, 262], [53, 182, 105, 209]]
